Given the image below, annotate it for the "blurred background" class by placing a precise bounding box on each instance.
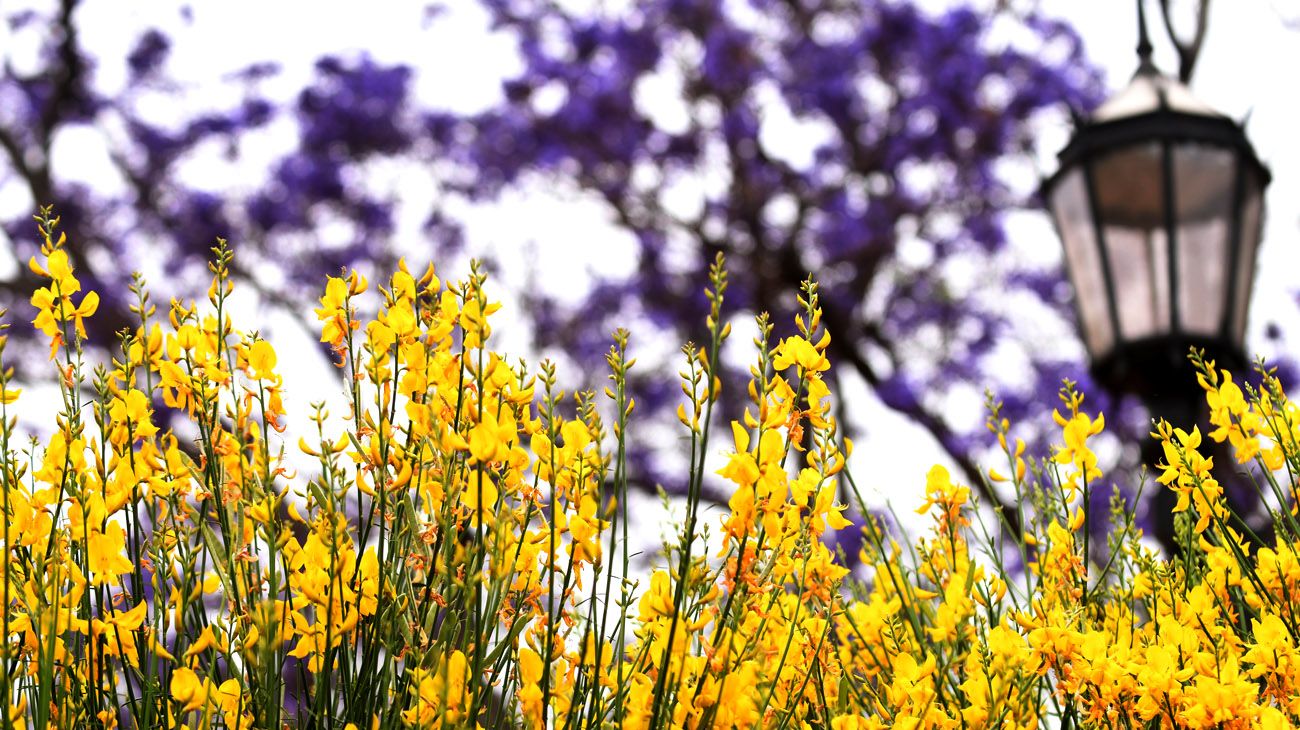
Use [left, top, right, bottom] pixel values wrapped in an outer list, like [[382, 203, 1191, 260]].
[[0, 0, 1296, 544]]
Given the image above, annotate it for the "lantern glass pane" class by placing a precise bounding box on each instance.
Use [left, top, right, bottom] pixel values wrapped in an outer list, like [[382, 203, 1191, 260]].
[[1232, 171, 1265, 343], [1049, 168, 1114, 358], [1091, 142, 1164, 229], [1103, 224, 1170, 341], [1173, 145, 1235, 336]]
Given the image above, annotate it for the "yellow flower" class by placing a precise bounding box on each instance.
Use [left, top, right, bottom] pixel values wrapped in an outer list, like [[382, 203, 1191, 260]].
[[773, 335, 829, 373], [315, 272, 365, 347], [87, 521, 133, 585], [29, 249, 80, 292], [1052, 407, 1103, 492], [459, 293, 501, 349], [467, 410, 516, 464], [638, 571, 676, 620], [1243, 612, 1297, 678], [1180, 655, 1258, 727], [568, 494, 602, 562], [517, 648, 545, 728], [30, 285, 99, 356], [107, 388, 159, 445], [401, 652, 470, 727], [1154, 422, 1224, 533], [1203, 370, 1261, 458], [171, 667, 209, 713], [915, 465, 969, 528], [90, 601, 149, 668], [359, 547, 380, 616], [184, 625, 224, 659], [247, 339, 278, 380], [700, 660, 761, 727]]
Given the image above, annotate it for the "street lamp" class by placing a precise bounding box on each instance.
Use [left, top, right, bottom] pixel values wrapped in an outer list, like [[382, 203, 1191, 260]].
[[1043, 1, 1270, 551]]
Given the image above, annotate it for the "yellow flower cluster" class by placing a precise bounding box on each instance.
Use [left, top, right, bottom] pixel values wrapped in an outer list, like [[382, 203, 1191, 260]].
[[7, 213, 1300, 728]]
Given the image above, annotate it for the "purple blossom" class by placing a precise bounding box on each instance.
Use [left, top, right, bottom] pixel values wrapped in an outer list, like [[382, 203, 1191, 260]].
[[276, 153, 345, 204], [170, 190, 229, 264], [229, 61, 281, 82], [414, 0, 1123, 527], [127, 29, 170, 81], [298, 56, 414, 157], [877, 373, 920, 413]]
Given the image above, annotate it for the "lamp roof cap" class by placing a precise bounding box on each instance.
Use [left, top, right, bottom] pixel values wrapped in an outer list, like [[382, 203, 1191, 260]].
[[1092, 69, 1224, 123]]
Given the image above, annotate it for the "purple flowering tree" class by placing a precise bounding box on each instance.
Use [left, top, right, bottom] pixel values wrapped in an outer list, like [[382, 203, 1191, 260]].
[[0, 3, 457, 369], [2, 0, 1171, 534], [423, 0, 1117, 523]]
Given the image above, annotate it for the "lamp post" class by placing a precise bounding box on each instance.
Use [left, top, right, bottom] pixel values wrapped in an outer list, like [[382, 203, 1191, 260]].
[[1042, 1, 1270, 553]]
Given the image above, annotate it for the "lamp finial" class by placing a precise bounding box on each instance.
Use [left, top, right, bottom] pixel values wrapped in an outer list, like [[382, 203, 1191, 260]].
[[1136, 0, 1157, 75]]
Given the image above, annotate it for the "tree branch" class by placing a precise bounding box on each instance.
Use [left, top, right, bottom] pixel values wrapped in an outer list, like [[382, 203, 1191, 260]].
[[39, 0, 86, 143], [817, 296, 1023, 536], [0, 125, 35, 188]]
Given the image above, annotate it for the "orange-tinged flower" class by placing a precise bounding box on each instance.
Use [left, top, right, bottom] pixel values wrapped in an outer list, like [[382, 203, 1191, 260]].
[[915, 465, 969, 528], [315, 273, 364, 347]]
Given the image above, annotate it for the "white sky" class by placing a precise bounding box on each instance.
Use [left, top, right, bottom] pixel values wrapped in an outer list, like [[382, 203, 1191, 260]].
[[6, 0, 1300, 532]]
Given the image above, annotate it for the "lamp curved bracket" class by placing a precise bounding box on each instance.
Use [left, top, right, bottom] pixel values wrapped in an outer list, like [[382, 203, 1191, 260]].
[[1152, 0, 1211, 84]]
